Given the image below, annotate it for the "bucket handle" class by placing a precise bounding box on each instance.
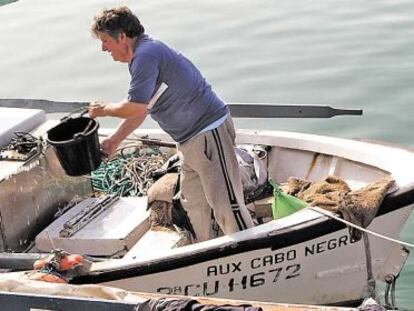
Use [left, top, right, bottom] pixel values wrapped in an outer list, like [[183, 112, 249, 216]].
[[60, 107, 89, 122], [61, 107, 93, 139], [72, 118, 95, 141]]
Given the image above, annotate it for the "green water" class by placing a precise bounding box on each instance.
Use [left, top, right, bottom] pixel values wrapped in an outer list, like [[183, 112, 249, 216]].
[[0, 0, 16, 5], [0, 0, 414, 309]]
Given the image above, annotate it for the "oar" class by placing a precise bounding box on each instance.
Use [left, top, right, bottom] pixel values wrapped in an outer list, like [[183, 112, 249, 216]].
[[0, 99, 363, 118], [229, 103, 362, 118], [0, 99, 88, 113]]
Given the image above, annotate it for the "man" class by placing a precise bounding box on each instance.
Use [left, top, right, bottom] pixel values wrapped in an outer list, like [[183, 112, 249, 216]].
[[89, 6, 253, 242]]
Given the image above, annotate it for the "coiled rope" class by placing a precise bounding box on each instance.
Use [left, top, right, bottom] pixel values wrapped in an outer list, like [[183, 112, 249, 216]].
[[0, 131, 44, 161], [0, 131, 43, 154], [91, 145, 169, 197]]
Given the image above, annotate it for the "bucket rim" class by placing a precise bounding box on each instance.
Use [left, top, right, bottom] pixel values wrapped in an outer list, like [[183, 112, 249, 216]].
[[46, 117, 99, 145]]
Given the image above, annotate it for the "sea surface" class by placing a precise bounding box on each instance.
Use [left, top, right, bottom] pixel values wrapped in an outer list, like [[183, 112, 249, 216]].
[[1, 0, 414, 309]]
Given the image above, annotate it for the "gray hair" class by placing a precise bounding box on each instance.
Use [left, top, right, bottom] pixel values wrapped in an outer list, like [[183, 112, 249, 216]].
[[91, 6, 145, 39]]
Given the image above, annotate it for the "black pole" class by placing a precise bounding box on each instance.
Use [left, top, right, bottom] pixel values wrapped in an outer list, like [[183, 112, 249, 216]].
[[0, 99, 363, 118]]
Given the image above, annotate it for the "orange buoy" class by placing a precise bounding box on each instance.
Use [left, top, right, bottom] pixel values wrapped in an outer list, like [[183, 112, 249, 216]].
[[33, 259, 46, 270], [59, 254, 83, 271]]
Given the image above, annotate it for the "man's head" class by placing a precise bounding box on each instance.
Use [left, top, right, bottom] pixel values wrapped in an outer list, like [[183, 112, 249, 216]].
[[91, 7, 145, 62]]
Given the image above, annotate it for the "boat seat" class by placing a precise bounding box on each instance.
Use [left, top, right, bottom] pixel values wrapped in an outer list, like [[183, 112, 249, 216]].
[[35, 197, 150, 257]]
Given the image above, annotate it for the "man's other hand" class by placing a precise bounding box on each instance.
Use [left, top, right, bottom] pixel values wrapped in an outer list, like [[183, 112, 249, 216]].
[[89, 101, 108, 118], [100, 136, 121, 158]]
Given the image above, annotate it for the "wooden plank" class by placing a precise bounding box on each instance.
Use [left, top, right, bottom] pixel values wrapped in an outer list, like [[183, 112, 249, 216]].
[[0, 290, 357, 311], [0, 291, 137, 311], [134, 292, 357, 311]]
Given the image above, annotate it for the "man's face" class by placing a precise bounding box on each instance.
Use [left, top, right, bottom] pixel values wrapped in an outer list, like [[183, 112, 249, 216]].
[[98, 32, 128, 62]]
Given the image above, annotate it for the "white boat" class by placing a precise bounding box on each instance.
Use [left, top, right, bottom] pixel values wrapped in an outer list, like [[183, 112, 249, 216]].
[[0, 104, 413, 308]]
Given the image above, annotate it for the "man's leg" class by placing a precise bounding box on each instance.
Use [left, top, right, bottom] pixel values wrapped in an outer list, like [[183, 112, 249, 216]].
[[179, 152, 215, 242], [201, 116, 254, 233], [178, 115, 253, 237]]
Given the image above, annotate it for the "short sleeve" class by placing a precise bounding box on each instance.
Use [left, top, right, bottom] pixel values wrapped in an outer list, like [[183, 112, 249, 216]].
[[127, 53, 159, 104]]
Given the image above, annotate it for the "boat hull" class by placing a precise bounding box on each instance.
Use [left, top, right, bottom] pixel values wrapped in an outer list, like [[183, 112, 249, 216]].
[[1, 117, 413, 306], [76, 202, 412, 306]]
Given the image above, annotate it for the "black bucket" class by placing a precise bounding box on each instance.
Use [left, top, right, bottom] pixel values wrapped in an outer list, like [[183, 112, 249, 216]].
[[47, 117, 102, 176]]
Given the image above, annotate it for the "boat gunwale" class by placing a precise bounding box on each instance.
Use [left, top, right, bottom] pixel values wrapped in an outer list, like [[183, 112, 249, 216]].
[[117, 128, 414, 187]]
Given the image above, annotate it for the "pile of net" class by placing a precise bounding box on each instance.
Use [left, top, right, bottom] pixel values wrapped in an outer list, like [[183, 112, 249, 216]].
[[91, 145, 170, 196]]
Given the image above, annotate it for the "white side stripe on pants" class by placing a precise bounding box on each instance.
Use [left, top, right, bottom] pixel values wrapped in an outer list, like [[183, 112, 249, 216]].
[[211, 129, 247, 230]]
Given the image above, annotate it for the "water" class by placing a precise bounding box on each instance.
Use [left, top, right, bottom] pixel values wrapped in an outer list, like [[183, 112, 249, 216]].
[[1, 0, 414, 308]]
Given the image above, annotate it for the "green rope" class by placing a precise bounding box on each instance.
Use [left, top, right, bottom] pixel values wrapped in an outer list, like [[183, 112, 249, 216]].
[[91, 147, 168, 197]]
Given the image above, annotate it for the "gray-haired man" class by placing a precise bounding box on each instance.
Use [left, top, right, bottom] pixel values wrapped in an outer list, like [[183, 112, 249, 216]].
[[88, 6, 253, 241]]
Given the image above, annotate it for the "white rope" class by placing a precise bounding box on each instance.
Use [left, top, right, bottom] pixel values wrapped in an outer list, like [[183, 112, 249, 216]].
[[308, 206, 414, 249]]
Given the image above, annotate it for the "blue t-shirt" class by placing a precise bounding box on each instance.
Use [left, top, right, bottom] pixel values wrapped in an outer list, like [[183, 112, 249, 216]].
[[128, 35, 228, 143]]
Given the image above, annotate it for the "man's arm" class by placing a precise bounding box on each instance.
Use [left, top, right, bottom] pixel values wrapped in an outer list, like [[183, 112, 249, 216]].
[[89, 100, 148, 156]]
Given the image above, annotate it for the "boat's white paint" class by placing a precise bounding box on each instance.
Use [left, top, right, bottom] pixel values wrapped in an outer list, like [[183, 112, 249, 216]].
[[124, 229, 188, 261], [91, 127, 414, 305], [122, 128, 414, 186], [101, 206, 412, 305], [0, 107, 45, 147]]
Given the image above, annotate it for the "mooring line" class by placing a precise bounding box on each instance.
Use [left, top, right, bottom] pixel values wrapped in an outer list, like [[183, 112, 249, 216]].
[[309, 206, 414, 249]]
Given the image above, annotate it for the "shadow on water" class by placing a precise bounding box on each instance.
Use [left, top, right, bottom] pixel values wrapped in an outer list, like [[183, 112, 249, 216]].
[[0, 0, 17, 6]]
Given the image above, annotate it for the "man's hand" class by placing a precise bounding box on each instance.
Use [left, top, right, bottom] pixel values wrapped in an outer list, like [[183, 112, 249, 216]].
[[89, 100, 148, 157], [89, 101, 109, 118], [100, 136, 121, 158]]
